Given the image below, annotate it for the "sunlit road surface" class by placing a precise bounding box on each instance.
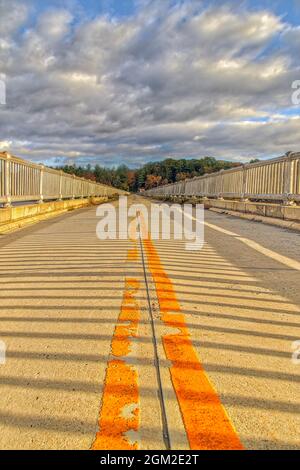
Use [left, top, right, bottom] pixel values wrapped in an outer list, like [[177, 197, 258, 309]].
[[0, 195, 299, 450]]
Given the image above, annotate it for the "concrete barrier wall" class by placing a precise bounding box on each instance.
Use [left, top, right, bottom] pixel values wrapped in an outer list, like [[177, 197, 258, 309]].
[[150, 195, 300, 228], [201, 199, 300, 222], [0, 197, 108, 234]]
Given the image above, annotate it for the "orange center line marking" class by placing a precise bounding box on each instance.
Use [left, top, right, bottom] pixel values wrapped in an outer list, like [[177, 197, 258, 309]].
[[127, 247, 139, 261], [142, 236, 244, 451], [92, 274, 141, 451]]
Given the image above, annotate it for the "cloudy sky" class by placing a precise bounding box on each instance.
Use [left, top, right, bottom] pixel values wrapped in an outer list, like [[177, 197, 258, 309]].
[[0, 0, 300, 168]]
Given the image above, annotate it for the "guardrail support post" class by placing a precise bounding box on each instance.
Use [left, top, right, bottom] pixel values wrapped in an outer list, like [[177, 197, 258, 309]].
[[39, 165, 44, 204], [241, 165, 249, 201], [4, 152, 11, 207], [81, 178, 84, 199], [284, 152, 295, 205], [58, 171, 63, 201], [218, 170, 224, 200], [72, 174, 76, 200]]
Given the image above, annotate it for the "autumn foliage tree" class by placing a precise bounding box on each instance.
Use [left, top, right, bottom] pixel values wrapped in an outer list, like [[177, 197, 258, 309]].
[[145, 174, 162, 189]]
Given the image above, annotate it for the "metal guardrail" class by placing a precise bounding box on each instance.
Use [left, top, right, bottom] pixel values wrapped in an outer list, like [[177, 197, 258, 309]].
[[144, 152, 300, 203], [0, 152, 126, 205]]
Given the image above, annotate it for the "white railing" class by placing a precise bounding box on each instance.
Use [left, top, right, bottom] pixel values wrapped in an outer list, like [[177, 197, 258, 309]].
[[0, 152, 125, 205], [144, 152, 300, 203]]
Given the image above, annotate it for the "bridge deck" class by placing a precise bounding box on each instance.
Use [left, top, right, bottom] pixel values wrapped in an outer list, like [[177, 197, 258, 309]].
[[0, 196, 299, 450]]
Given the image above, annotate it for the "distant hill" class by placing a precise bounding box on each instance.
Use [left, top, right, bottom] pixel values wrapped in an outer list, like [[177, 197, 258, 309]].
[[56, 157, 241, 192], [134, 157, 241, 191]]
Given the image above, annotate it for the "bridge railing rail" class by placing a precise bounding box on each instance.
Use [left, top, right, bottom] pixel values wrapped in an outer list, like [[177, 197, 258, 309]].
[[0, 152, 125, 205], [144, 153, 300, 202]]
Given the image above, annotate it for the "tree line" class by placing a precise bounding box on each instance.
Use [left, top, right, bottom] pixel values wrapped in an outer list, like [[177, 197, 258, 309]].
[[56, 157, 241, 192]]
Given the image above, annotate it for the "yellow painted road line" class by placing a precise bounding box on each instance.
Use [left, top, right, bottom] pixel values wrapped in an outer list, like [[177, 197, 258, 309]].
[[92, 275, 141, 450], [142, 236, 244, 450], [127, 247, 139, 261]]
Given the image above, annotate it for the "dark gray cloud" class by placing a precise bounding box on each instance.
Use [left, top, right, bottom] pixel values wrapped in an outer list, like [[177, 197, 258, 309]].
[[0, 0, 300, 167]]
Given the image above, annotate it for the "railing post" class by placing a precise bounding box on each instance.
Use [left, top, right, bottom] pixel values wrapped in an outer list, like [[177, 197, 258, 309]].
[[180, 180, 186, 202], [242, 165, 249, 201], [72, 174, 76, 200], [4, 152, 11, 207], [218, 170, 224, 199], [58, 171, 63, 201], [284, 152, 295, 205], [39, 165, 44, 203]]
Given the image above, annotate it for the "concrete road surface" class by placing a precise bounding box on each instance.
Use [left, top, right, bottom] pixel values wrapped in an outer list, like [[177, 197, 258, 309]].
[[0, 195, 299, 450]]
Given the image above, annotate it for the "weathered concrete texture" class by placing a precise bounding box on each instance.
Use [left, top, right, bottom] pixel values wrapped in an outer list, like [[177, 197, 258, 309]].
[[0, 197, 108, 234], [0, 196, 299, 450], [142, 196, 300, 450], [0, 198, 166, 450]]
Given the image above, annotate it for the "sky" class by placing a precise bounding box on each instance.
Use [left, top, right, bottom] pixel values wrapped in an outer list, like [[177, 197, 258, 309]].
[[0, 0, 300, 168]]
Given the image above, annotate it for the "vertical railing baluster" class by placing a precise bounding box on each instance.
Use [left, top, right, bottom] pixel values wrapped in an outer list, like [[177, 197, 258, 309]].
[[72, 174, 76, 199], [242, 164, 248, 201], [59, 171, 63, 200], [39, 165, 44, 203], [4, 152, 11, 207], [284, 152, 294, 205]]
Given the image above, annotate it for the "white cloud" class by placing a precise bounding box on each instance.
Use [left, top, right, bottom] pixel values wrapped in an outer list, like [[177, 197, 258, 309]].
[[0, 0, 299, 167], [0, 0, 29, 37], [36, 10, 73, 41], [0, 140, 12, 150]]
